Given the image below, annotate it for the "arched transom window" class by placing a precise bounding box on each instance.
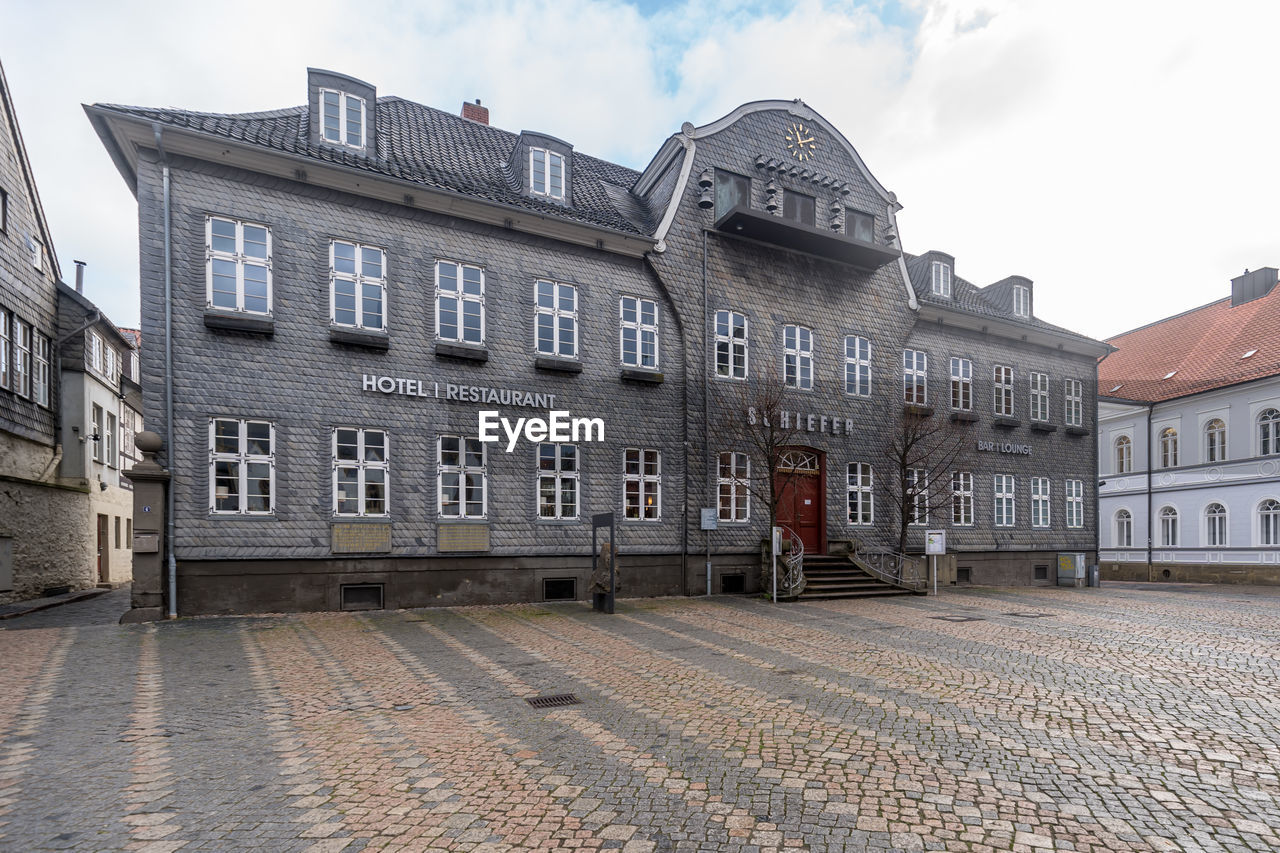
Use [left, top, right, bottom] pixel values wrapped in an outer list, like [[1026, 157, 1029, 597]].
[[1204, 418, 1226, 463], [1114, 435, 1132, 474], [1159, 428, 1179, 468], [1115, 509, 1133, 547], [1260, 409, 1280, 456], [1205, 502, 1228, 547], [1159, 506, 1178, 547], [1260, 499, 1280, 546]]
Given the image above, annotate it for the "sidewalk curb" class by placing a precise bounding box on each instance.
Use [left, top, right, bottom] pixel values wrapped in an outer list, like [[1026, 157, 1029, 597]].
[[0, 587, 110, 620]]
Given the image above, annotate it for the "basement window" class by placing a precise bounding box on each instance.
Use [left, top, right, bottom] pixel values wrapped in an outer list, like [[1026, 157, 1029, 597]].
[[340, 583, 383, 611], [720, 573, 746, 594], [543, 577, 576, 601]]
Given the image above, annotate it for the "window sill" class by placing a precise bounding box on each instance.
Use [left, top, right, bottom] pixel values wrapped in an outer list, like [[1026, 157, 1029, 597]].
[[1030, 422, 1057, 433], [331, 515, 392, 522], [950, 411, 978, 423], [330, 326, 390, 351], [208, 512, 277, 520], [903, 404, 934, 418], [435, 342, 489, 363], [204, 309, 274, 335], [993, 416, 1021, 429], [1065, 426, 1091, 436], [620, 368, 664, 384], [535, 356, 583, 374]]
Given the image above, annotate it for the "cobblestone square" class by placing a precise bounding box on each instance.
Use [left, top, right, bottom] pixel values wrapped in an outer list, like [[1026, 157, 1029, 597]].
[[3, 584, 1280, 851]]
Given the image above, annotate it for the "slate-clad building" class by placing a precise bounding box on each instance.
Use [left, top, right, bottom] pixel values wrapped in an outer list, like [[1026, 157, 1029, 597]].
[[88, 70, 1107, 617]]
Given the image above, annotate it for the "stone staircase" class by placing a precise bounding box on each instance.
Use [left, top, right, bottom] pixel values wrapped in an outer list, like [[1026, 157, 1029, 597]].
[[796, 554, 916, 600]]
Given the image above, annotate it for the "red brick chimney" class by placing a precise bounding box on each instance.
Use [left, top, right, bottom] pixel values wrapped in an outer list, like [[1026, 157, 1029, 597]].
[[461, 99, 489, 125]]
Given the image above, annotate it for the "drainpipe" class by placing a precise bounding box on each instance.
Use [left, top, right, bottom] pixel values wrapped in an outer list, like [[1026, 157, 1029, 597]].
[[701, 228, 710, 596], [154, 123, 177, 619], [1146, 402, 1154, 582]]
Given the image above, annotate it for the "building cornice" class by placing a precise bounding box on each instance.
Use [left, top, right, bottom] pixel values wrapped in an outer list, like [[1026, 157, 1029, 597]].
[[917, 301, 1113, 358]]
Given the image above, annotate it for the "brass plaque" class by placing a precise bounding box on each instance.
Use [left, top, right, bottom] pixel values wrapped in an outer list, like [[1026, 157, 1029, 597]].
[[331, 523, 393, 554], [133, 534, 159, 554], [438, 524, 490, 552]]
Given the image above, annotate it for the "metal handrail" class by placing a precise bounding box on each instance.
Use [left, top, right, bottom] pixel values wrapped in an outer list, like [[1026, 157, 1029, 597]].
[[853, 545, 927, 592], [777, 524, 806, 598]]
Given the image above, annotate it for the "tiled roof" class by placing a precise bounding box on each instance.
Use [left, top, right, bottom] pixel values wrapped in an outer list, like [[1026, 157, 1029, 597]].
[[94, 97, 652, 236], [1099, 287, 1280, 403]]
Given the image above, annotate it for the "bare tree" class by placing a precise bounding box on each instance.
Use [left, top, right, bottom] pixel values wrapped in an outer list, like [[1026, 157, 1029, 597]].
[[879, 404, 969, 555]]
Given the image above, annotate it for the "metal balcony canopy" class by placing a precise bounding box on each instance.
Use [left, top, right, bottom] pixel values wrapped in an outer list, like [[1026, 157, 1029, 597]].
[[713, 204, 899, 270]]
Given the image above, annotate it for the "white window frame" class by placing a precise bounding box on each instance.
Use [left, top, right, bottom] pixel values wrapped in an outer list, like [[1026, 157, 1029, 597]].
[[1159, 506, 1179, 547], [29, 235, 42, 272], [994, 474, 1015, 527], [1260, 409, 1280, 456], [1204, 502, 1227, 546], [903, 349, 927, 404], [12, 318, 29, 398], [32, 333, 49, 407], [319, 88, 366, 149], [1159, 427, 1179, 469], [534, 280, 578, 358], [951, 471, 973, 526], [435, 260, 485, 344], [0, 308, 8, 390], [1065, 479, 1084, 529], [119, 407, 139, 475], [717, 451, 750, 522], [715, 310, 748, 380], [950, 357, 972, 411], [845, 336, 871, 397], [333, 428, 390, 517], [105, 412, 117, 468], [89, 331, 103, 375], [206, 216, 272, 315], [1204, 418, 1226, 463], [438, 436, 487, 519], [1114, 435, 1132, 473], [1065, 379, 1083, 428], [930, 261, 952, 297], [1012, 284, 1030, 317], [624, 448, 661, 521], [330, 241, 387, 331], [847, 462, 874, 525], [1031, 477, 1050, 528], [538, 443, 580, 520], [907, 468, 927, 525], [994, 365, 1014, 417], [1259, 499, 1280, 546], [1029, 372, 1049, 422], [530, 147, 565, 200], [783, 325, 813, 390], [1115, 509, 1133, 547], [209, 418, 275, 515], [619, 296, 659, 369], [91, 404, 104, 463]]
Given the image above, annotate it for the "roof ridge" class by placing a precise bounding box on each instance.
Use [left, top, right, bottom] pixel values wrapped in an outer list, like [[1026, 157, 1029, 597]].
[[1105, 295, 1230, 342]]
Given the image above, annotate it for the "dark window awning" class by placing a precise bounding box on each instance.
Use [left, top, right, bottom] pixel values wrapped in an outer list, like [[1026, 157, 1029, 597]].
[[714, 204, 900, 270]]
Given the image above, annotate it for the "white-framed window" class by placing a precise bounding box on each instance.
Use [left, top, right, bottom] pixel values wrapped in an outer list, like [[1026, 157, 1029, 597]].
[[620, 296, 658, 369], [1204, 418, 1226, 463], [847, 462, 873, 525], [207, 216, 271, 314], [1029, 372, 1049, 422], [1159, 427, 1179, 468], [29, 235, 42, 272], [845, 336, 871, 397], [715, 310, 748, 380], [12, 318, 29, 398], [333, 428, 389, 517], [717, 451, 749, 522], [1260, 408, 1280, 456], [1012, 284, 1030, 317], [435, 260, 484, 344], [104, 345, 117, 385], [119, 407, 139, 475], [903, 349, 927, 404], [1160, 506, 1179, 547], [210, 418, 274, 515], [950, 357, 971, 410], [32, 334, 49, 407], [1205, 502, 1227, 547], [994, 474, 1015, 527], [1031, 477, 1050, 528], [993, 365, 1014, 416], [951, 471, 973, 526], [624, 448, 661, 520], [784, 325, 813, 390], [530, 148, 565, 199], [91, 404, 104, 463], [89, 330, 103, 374], [0, 308, 8, 389], [320, 88, 365, 149], [439, 436, 486, 518], [1114, 435, 1132, 473], [1115, 509, 1133, 547], [1064, 379, 1083, 428], [1260, 499, 1280, 546], [331, 241, 386, 331], [105, 413, 117, 468], [538, 443, 579, 520], [907, 468, 927, 525], [1065, 479, 1083, 528], [535, 280, 577, 357], [931, 261, 952, 297]]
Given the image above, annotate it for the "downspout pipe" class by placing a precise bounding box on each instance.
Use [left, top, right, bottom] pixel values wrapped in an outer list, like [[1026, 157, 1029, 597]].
[[1146, 402, 1154, 581], [154, 123, 177, 619], [702, 228, 710, 596]]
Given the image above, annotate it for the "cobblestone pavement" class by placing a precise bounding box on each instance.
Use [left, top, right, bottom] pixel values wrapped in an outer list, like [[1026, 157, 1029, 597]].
[[1, 585, 132, 630], [2, 584, 1280, 852]]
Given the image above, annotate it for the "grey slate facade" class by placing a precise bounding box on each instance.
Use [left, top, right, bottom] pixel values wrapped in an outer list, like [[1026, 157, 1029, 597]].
[[89, 70, 1108, 615]]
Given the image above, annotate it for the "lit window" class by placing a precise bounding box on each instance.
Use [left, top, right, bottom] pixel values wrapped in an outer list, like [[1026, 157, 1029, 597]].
[[1160, 506, 1178, 547], [950, 357, 971, 410], [1259, 408, 1280, 456], [951, 471, 973, 526], [1115, 509, 1133, 547], [438, 436, 486, 518], [931, 262, 951, 297], [717, 451, 749, 522], [539, 444, 579, 520], [994, 474, 1015, 527], [32, 334, 49, 407], [436, 260, 484, 344], [1012, 284, 1030, 317], [994, 365, 1014, 416], [1029, 372, 1049, 422], [845, 336, 871, 397], [907, 468, 927, 525], [1064, 379, 1083, 427], [1031, 477, 1050, 528], [1159, 427, 1179, 468], [535, 280, 577, 357], [847, 462, 873, 525], [715, 310, 748, 380], [333, 428, 389, 517], [206, 216, 271, 314], [1065, 480, 1083, 528], [620, 297, 659, 369], [1260, 499, 1280, 546], [1114, 435, 1132, 473], [530, 148, 565, 199], [624, 448, 661, 520], [1204, 418, 1226, 462], [210, 418, 274, 515], [331, 241, 386, 331], [320, 89, 365, 149], [784, 326, 813, 390], [903, 349, 927, 404], [1205, 503, 1227, 547]]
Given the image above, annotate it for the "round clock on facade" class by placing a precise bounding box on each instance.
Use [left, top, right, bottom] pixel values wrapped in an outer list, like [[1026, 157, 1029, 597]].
[[784, 122, 817, 161]]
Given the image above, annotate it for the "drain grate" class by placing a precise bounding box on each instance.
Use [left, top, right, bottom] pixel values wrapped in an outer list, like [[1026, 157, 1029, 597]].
[[1004, 612, 1052, 618], [929, 615, 986, 623], [525, 693, 582, 709]]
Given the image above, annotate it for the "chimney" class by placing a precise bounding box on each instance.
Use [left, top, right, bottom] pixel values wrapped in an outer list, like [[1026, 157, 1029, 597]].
[[461, 99, 489, 125], [1230, 267, 1278, 307], [74, 259, 86, 293]]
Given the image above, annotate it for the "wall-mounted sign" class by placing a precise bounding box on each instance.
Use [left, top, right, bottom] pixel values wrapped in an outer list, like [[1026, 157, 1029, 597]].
[[977, 440, 1032, 455], [331, 523, 392, 554], [439, 524, 491, 552], [700, 508, 718, 530], [362, 374, 556, 409], [748, 407, 856, 436], [925, 530, 946, 555]]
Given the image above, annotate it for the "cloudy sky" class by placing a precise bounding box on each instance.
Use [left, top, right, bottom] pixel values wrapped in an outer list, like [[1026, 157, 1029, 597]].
[[2, 0, 1277, 340]]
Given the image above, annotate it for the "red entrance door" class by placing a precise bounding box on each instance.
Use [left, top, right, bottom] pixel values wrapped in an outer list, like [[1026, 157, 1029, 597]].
[[774, 449, 825, 555]]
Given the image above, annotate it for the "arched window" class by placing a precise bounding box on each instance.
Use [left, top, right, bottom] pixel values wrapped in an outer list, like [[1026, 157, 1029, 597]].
[[1114, 435, 1132, 473], [1205, 503, 1228, 547], [1260, 499, 1280, 546], [1115, 509, 1133, 547], [1260, 409, 1280, 456], [1204, 418, 1226, 463], [1159, 506, 1178, 547], [1159, 428, 1179, 468]]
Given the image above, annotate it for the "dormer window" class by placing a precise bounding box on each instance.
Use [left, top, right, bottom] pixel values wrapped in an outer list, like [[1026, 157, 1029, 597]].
[[931, 261, 951, 297], [1013, 284, 1030, 317], [530, 148, 564, 199], [320, 89, 365, 149]]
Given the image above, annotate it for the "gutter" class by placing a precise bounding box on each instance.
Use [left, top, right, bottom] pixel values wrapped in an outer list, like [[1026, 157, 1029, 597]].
[[154, 123, 178, 620]]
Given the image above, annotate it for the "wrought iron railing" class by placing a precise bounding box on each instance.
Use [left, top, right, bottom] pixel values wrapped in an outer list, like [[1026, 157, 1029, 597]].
[[776, 524, 806, 599], [853, 545, 927, 592]]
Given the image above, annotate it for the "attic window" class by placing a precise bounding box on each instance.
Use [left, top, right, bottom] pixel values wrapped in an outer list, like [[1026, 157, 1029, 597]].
[[320, 89, 365, 149], [1163, 371, 1177, 380], [1012, 284, 1030, 318], [530, 148, 564, 200], [931, 262, 952, 298], [1110, 384, 1123, 393], [1243, 349, 1258, 359]]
